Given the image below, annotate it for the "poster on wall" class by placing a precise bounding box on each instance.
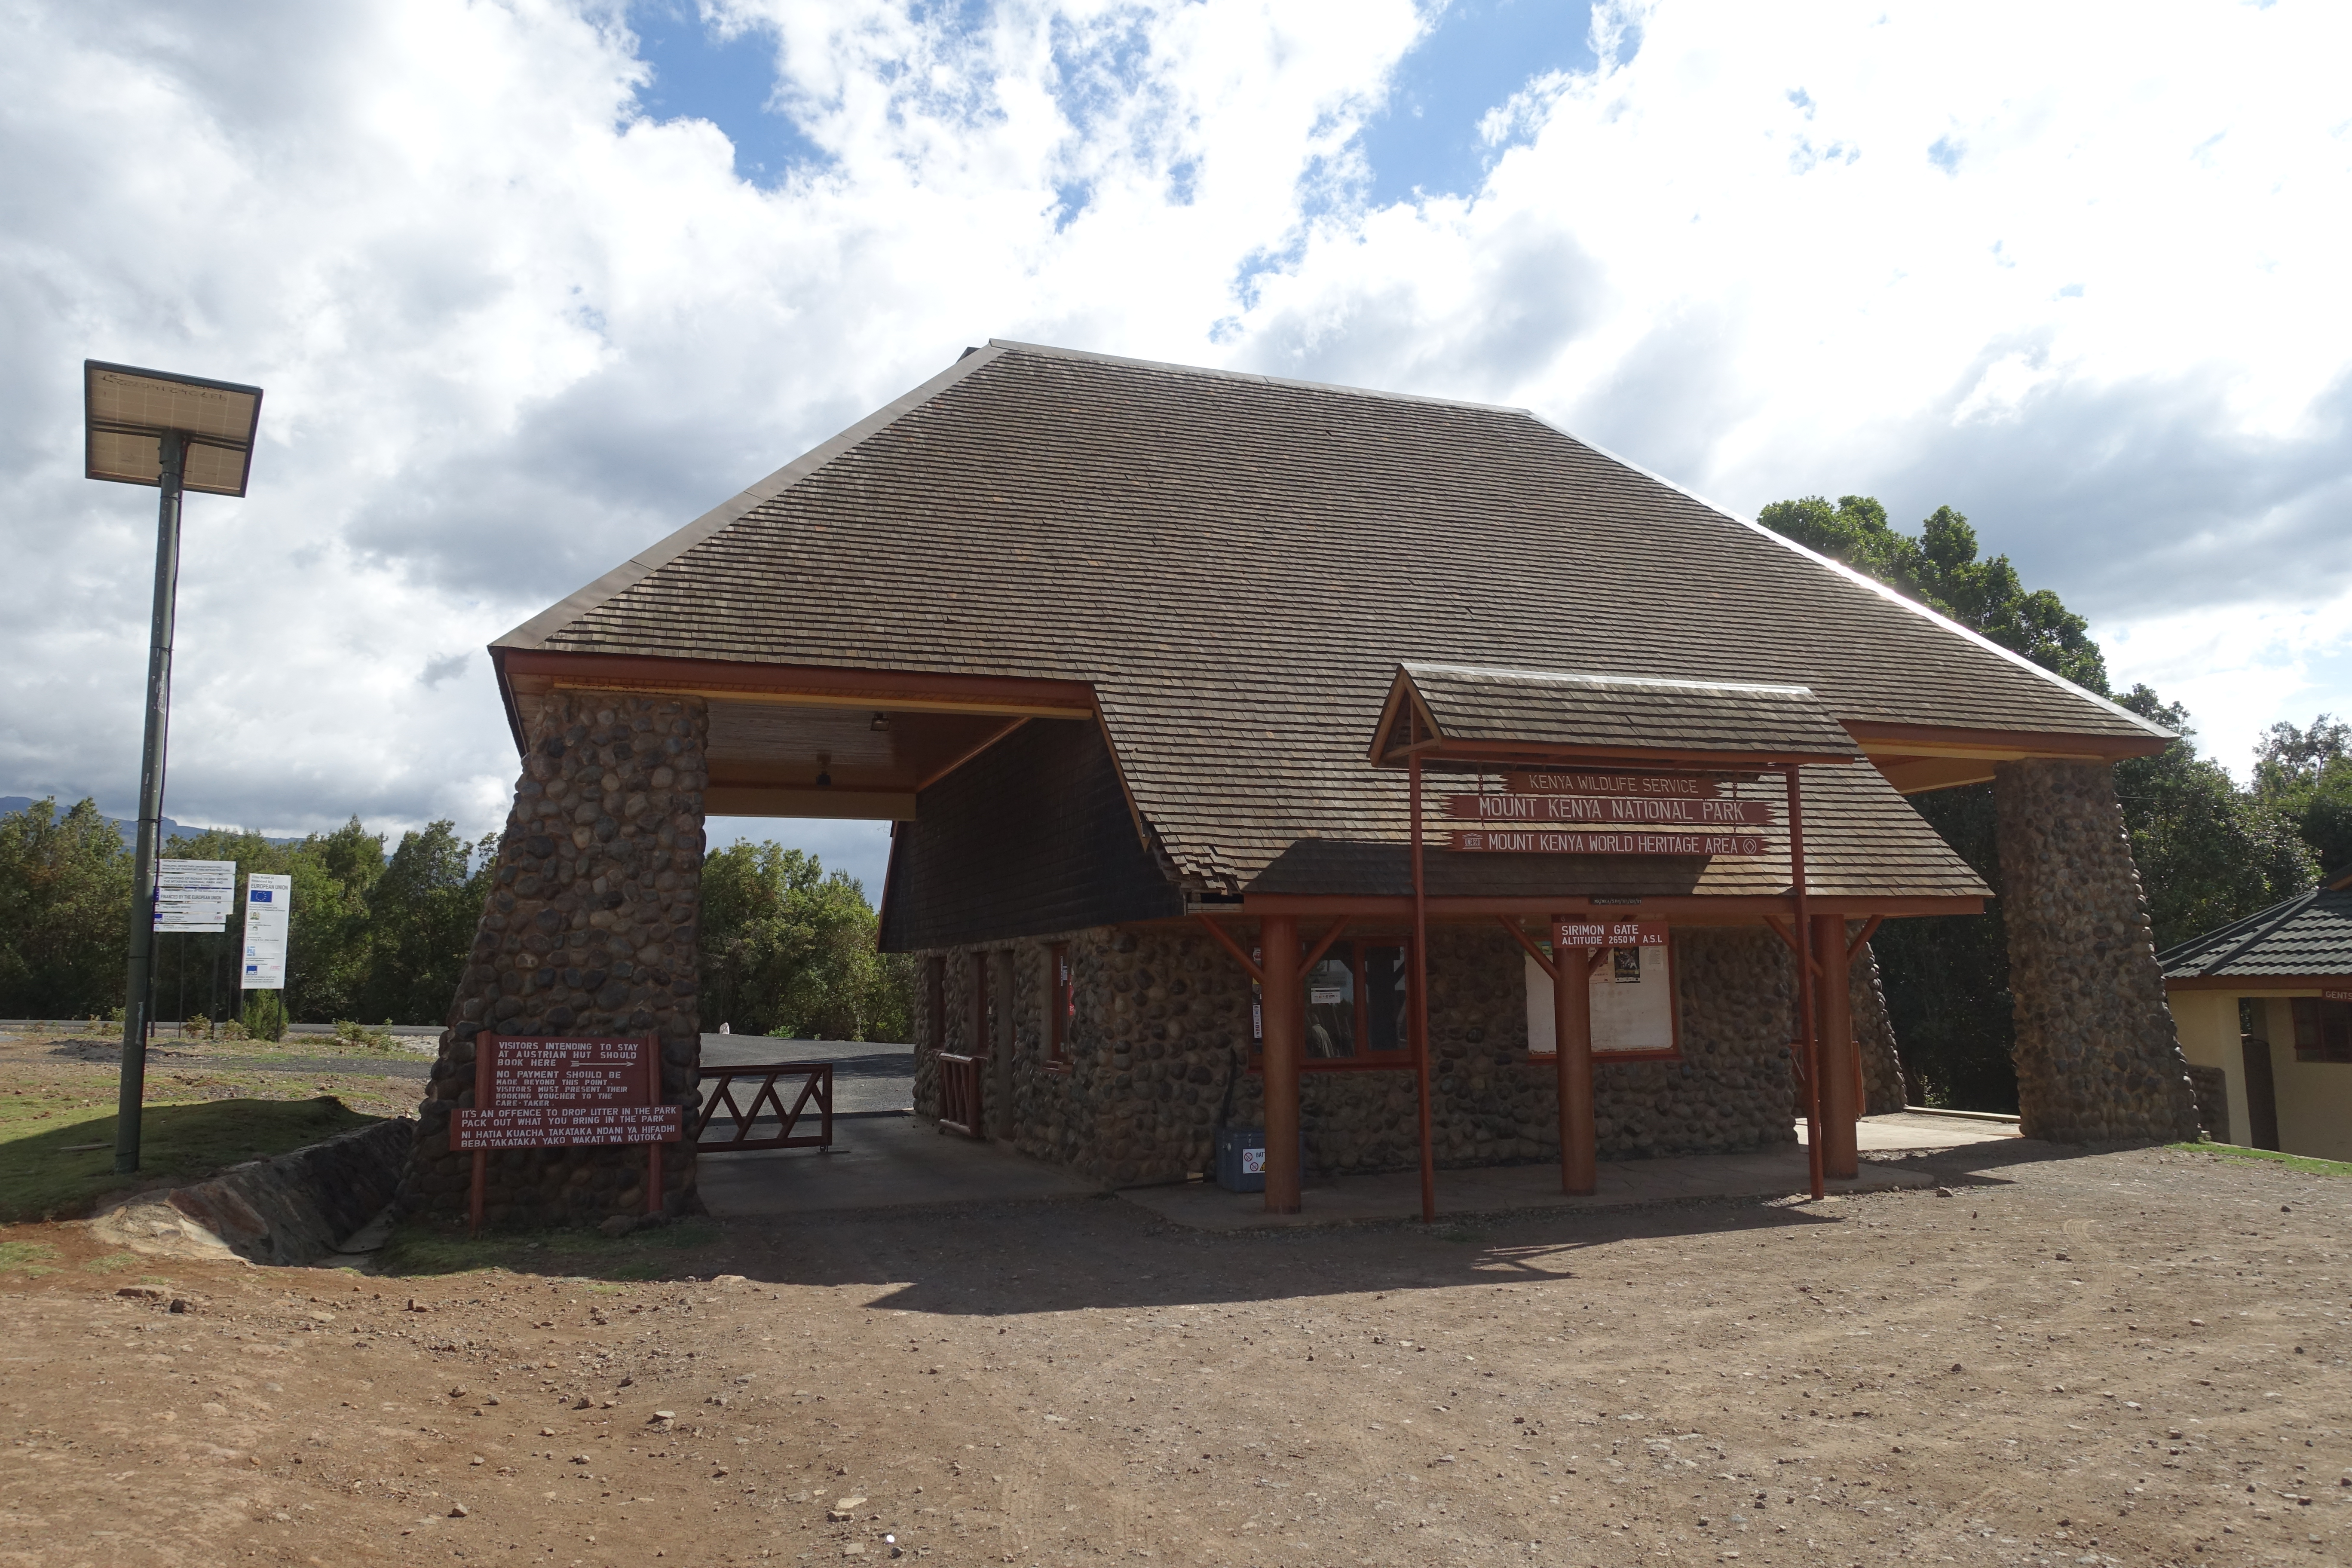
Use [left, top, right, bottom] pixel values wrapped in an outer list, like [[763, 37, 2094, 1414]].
[[241, 872, 291, 990], [1522, 932, 1678, 1059]]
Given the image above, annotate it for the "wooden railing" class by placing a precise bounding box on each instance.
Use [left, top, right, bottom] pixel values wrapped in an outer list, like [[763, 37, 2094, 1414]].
[[937, 1052, 983, 1138], [692, 1063, 834, 1152]]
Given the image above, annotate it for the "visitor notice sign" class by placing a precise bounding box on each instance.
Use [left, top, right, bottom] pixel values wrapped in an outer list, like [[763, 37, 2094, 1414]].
[[451, 1035, 683, 1151]]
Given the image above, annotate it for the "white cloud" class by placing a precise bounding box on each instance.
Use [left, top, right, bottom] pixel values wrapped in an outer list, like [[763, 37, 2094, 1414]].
[[3, 0, 2348, 885]]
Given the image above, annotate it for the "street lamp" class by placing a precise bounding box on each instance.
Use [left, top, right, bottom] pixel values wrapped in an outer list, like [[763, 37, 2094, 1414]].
[[83, 360, 264, 1174]]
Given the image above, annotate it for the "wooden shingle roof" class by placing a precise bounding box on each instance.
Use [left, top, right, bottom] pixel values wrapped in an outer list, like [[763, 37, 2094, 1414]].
[[494, 341, 2165, 900]]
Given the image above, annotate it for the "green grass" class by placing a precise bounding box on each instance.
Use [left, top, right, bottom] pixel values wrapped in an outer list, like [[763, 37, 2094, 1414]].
[[0, 1095, 382, 1223], [0, 1240, 61, 1276], [377, 1215, 725, 1280], [2171, 1141, 2352, 1178]]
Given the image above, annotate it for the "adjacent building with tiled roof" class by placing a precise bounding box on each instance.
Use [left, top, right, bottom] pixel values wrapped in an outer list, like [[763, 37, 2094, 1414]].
[[2159, 866, 2352, 1159]]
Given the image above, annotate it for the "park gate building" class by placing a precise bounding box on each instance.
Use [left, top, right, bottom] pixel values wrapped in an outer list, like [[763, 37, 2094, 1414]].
[[399, 341, 2202, 1225]]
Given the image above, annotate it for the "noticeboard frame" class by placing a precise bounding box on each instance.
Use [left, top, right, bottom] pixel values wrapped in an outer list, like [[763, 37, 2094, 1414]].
[[455, 1032, 677, 1234]]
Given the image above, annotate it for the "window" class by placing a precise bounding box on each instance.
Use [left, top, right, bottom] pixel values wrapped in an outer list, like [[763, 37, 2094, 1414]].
[[2291, 997, 2351, 1063], [1046, 943, 1073, 1070], [1254, 937, 1414, 1068]]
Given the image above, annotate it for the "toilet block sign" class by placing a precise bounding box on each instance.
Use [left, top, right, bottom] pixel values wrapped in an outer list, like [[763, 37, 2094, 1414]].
[[242, 873, 291, 990]]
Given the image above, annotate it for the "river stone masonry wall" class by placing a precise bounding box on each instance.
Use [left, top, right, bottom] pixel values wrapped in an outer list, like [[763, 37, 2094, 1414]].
[[1853, 938, 1908, 1115], [398, 691, 710, 1226], [1994, 757, 2200, 1144], [913, 923, 1802, 1185]]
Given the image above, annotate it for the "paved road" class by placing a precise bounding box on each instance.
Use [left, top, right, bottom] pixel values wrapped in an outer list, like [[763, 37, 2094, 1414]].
[[699, 1034, 913, 1117]]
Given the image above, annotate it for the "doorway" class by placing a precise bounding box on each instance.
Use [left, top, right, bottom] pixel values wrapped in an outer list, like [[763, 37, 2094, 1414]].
[[973, 949, 1015, 1142], [2241, 1032, 2280, 1151]]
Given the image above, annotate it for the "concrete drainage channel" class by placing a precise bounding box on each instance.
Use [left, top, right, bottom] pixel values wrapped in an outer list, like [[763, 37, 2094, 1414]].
[[90, 1118, 414, 1266]]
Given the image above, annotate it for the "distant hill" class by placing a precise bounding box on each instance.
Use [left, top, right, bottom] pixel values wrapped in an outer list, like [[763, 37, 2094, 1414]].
[[0, 796, 304, 848]]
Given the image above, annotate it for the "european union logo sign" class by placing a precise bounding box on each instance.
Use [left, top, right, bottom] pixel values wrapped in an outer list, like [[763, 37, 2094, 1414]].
[[251, 889, 273, 903]]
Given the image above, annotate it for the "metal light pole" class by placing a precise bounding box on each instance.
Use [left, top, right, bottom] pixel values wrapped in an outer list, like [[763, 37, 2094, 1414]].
[[83, 361, 263, 1174]]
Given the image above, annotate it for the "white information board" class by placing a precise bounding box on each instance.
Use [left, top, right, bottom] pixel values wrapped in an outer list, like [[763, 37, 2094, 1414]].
[[1522, 942, 1678, 1058], [241, 872, 291, 990], [154, 859, 236, 932]]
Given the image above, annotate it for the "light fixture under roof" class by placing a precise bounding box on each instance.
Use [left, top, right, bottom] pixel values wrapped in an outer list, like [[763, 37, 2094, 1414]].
[[84, 360, 265, 497]]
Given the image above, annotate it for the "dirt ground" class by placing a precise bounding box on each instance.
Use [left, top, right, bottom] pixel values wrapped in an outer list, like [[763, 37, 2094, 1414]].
[[2, 1139, 2348, 1568]]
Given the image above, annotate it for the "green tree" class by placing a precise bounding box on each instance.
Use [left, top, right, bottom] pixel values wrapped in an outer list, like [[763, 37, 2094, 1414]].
[[2252, 714, 2352, 874], [0, 798, 131, 1018], [280, 818, 386, 1020], [698, 843, 908, 1041], [1759, 494, 2313, 1109], [2113, 688, 2318, 948], [1758, 495, 2109, 692], [355, 821, 498, 1025]]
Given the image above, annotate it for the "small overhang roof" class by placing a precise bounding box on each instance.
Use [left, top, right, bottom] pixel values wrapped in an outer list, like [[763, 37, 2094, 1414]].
[[1369, 662, 1861, 772]]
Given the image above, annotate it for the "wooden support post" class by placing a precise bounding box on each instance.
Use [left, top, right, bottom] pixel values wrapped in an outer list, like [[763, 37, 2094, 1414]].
[[1259, 912, 1303, 1215], [1553, 914, 1596, 1196], [1409, 755, 1436, 1224], [1785, 764, 1825, 1202], [1813, 912, 1859, 1180]]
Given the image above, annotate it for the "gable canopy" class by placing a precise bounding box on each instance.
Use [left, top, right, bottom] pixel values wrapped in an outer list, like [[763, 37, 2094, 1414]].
[[1369, 663, 1860, 772], [493, 340, 2168, 906]]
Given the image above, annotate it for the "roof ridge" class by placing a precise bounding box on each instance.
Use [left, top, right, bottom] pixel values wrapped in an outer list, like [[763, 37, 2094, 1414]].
[[984, 338, 1541, 420], [1513, 411, 2179, 748], [2156, 884, 2321, 974], [1400, 661, 1816, 698], [492, 344, 1014, 652]]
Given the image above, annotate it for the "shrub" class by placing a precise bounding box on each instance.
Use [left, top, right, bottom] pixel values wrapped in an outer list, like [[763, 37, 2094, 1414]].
[[241, 991, 288, 1044]]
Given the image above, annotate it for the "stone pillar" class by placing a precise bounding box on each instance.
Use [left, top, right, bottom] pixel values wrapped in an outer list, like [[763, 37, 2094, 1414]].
[[1851, 939, 1909, 1115], [1994, 758, 2200, 1144], [400, 690, 710, 1226]]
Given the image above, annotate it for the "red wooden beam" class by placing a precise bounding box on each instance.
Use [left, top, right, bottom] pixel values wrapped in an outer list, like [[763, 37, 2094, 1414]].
[[1298, 919, 1352, 980], [1495, 914, 1557, 980], [1847, 914, 1885, 960], [1193, 914, 1265, 986]]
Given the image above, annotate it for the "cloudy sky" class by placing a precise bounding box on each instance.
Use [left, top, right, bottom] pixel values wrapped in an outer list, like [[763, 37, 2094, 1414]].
[[4, 0, 2347, 895]]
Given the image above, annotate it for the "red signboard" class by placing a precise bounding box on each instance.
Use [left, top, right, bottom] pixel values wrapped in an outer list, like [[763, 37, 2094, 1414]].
[[1506, 771, 1720, 799], [1448, 830, 1768, 856], [2324, 989, 2352, 1004], [1554, 920, 1669, 948], [454, 1033, 678, 1229], [1448, 793, 1771, 827]]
